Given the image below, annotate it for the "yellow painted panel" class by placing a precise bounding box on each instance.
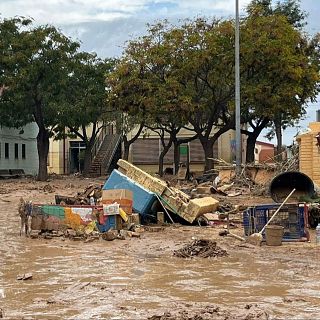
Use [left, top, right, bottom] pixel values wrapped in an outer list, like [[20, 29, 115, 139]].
[[64, 207, 82, 230]]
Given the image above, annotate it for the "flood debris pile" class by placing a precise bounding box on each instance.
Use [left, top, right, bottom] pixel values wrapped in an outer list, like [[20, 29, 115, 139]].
[[116, 159, 219, 223], [188, 155, 300, 199], [28, 201, 143, 242], [180, 157, 319, 244], [21, 160, 241, 243], [22, 159, 239, 243], [24, 183, 145, 241], [55, 184, 102, 205], [22, 158, 317, 246], [173, 239, 228, 258], [16, 273, 33, 281]]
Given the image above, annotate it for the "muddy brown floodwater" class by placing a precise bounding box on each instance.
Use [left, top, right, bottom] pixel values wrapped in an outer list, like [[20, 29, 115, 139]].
[[0, 177, 320, 319]]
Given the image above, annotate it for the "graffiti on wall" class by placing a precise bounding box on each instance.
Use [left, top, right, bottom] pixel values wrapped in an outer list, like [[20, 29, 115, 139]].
[[31, 205, 117, 233]]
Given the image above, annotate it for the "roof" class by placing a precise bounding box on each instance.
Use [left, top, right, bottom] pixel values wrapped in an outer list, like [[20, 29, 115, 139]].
[[256, 140, 274, 148]]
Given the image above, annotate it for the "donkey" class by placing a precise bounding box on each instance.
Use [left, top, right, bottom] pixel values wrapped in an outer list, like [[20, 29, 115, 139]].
[[18, 198, 32, 236]]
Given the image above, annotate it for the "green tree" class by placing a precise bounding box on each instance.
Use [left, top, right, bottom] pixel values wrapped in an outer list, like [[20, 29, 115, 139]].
[[106, 56, 149, 162], [56, 53, 116, 175], [176, 19, 237, 170], [107, 22, 196, 174], [0, 18, 79, 180], [243, 0, 319, 160], [108, 11, 319, 170], [108, 18, 239, 172], [247, 0, 307, 28]]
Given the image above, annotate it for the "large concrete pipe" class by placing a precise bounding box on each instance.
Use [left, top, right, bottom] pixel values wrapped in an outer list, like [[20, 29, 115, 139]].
[[270, 171, 315, 202]]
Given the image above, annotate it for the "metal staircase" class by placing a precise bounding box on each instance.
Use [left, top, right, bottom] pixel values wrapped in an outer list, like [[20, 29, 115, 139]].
[[88, 126, 121, 176]]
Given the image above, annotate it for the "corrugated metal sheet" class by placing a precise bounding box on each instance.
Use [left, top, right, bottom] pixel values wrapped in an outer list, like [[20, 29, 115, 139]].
[[132, 138, 219, 165], [132, 138, 159, 164], [189, 139, 218, 163]]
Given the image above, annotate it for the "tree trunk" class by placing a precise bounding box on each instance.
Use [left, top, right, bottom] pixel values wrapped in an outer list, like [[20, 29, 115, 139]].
[[173, 140, 180, 174], [122, 123, 144, 161], [246, 133, 257, 163], [158, 139, 173, 177], [37, 128, 50, 181], [192, 115, 236, 172], [67, 125, 98, 176], [200, 139, 215, 171], [245, 118, 270, 163], [158, 151, 165, 177], [275, 115, 282, 158], [122, 136, 130, 161]]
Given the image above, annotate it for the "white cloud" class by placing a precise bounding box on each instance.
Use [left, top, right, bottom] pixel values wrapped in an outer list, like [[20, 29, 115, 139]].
[[0, 0, 147, 24], [1, 0, 255, 58], [0, 0, 251, 25], [1, 0, 318, 143], [168, 0, 251, 12]]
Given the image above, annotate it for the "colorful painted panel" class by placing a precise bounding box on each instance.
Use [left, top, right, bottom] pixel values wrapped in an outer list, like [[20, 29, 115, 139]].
[[31, 204, 120, 233]]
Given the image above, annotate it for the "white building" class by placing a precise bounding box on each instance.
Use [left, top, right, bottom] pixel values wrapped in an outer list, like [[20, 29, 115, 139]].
[[0, 123, 39, 175]]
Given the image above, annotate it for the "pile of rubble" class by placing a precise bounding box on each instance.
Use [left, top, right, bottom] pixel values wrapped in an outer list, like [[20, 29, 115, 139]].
[[23, 159, 247, 241], [116, 159, 219, 223], [55, 184, 102, 205], [25, 156, 312, 246], [173, 239, 228, 258]]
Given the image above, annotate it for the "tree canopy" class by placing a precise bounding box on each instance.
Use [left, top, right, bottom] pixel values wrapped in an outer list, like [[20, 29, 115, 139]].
[[0, 18, 116, 178], [107, 18, 238, 171], [107, 5, 320, 167], [1, 0, 319, 177], [106, 21, 196, 173], [56, 53, 116, 174], [0, 17, 80, 180], [242, 0, 320, 159]]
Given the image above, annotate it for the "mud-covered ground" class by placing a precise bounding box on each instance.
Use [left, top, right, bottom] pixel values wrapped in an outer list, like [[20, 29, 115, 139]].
[[0, 176, 319, 319]]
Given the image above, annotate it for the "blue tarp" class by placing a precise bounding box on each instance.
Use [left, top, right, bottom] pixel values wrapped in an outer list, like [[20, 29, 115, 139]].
[[103, 169, 157, 216]]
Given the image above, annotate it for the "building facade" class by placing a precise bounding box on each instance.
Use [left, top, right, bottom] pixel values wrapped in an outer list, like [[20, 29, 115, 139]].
[[254, 141, 275, 164], [0, 123, 39, 175], [297, 122, 320, 186], [48, 125, 116, 174], [126, 127, 247, 173], [47, 124, 247, 175]]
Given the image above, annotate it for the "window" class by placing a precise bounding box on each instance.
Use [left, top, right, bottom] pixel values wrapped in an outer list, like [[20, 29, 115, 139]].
[[15, 143, 19, 159], [22, 144, 26, 159], [5, 143, 9, 159], [69, 141, 86, 148]]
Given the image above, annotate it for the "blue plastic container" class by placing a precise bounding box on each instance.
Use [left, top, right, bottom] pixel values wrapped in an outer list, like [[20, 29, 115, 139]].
[[243, 203, 306, 240], [97, 215, 120, 233], [103, 169, 157, 216]]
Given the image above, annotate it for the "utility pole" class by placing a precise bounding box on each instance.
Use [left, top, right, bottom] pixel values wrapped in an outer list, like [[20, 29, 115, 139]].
[[235, 0, 242, 174]]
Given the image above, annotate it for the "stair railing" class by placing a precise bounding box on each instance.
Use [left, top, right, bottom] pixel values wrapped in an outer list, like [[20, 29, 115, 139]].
[[91, 125, 109, 163], [99, 134, 122, 175]]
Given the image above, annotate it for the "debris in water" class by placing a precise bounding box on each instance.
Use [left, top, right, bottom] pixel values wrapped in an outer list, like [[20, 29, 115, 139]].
[[16, 273, 33, 281], [43, 184, 55, 193], [173, 239, 228, 258], [148, 304, 269, 320], [101, 230, 118, 241]]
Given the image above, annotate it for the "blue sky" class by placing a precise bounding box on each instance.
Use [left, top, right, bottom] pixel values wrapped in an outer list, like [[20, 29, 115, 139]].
[[0, 0, 319, 145]]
